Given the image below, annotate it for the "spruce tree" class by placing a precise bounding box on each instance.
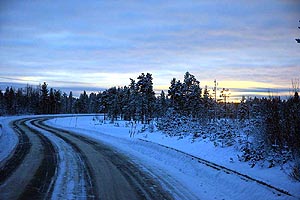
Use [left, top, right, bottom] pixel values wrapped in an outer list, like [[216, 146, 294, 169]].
[[40, 82, 49, 114], [68, 91, 73, 113], [136, 73, 156, 123], [238, 96, 249, 122], [4, 87, 15, 115], [54, 90, 61, 113], [49, 88, 55, 114], [128, 78, 138, 121]]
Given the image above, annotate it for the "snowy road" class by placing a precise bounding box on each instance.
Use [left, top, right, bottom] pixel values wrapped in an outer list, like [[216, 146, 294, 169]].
[[0, 118, 57, 199], [0, 115, 298, 200], [0, 116, 173, 200]]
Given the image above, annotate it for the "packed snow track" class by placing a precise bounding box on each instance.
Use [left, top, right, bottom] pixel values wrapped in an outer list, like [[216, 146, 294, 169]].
[[0, 116, 173, 200]]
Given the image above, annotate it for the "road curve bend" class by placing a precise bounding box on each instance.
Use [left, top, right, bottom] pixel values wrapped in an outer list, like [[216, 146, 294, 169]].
[[0, 116, 173, 200]]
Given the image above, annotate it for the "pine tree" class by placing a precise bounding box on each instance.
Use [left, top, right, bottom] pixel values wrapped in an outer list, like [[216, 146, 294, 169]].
[[154, 90, 168, 118], [168, 72, 202, 117], [76, 91, 89, 113], [54, 90, 61, 113], [61, 92, 68, 114], [168, 78, 184, 113], [122, 86, 132, 120], [106, 87, 119, 121], [15, 88, 25, 114], [168, 78, 177, 108], [128, 78, 138, 120], [4, 87, 16, 115], [40, 82, 49, 114], [88, 92, 99, 113], [136, 73, 156, 123], [31, 85, 40, 114], [238, 96, 249, 122], [68, 91, 73, 113], [100, 90, 109, 120], [201, 85, 214, 121], [49, 88, 55, 114]]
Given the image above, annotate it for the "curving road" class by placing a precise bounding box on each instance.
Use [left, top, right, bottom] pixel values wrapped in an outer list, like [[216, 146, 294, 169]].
[[0, 117, 173, 200]]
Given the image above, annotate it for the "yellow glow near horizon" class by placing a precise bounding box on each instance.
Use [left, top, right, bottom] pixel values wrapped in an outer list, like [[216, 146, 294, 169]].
[[153, 80, 292, 102], [215, 81, 285, 90], [154, 81, 287, 91]]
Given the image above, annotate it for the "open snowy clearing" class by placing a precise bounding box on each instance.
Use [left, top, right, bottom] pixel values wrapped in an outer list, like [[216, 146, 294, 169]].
[[46, 115, 300, 199]]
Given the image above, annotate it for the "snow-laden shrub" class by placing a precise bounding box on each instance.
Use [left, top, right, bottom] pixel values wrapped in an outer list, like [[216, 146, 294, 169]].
[[238, 140, 293, 168], [157, 110, 295, 169], [215, 119, 238, 147], [200, 119, 239, 148], [237, 118, 293, 168], [156, 108, 202, 138], [238, 140, 264, 168], [157, 109, 238, 147]]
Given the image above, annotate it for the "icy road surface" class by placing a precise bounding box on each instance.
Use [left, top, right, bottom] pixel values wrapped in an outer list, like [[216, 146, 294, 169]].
[[0, 116, 173, 199]]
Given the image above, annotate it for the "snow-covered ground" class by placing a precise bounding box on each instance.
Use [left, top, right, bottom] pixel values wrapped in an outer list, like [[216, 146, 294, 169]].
[[46, 115, 300, 199], [0, 116, 20, 163], [1, 115, 299, 199]]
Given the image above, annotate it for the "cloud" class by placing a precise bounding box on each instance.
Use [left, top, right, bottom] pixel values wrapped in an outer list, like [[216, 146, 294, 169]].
[[0, 0, 299, 99]]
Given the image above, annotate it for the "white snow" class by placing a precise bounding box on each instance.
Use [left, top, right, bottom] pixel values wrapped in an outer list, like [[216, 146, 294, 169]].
[[25, 119, 88, 200], [1, 114, 299, 199], [46, 115, 300, 200], [0, 116, 21, 163]]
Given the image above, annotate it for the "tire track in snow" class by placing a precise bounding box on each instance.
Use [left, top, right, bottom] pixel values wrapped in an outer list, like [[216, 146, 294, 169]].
[[37, 118, 174, 200], [0, 119, 31, 184], [17, 119, 58, 199], [0, 118, 58, 199], [29, 119, 94, 199], [31, 119, 96, 199]]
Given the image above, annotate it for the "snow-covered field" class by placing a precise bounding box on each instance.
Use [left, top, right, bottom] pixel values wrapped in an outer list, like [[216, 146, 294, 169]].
[[47, 115, 300, 199]]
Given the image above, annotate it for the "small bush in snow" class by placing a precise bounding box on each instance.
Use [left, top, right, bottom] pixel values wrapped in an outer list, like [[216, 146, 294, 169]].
[[238, 141, 264, 168], [139, 124, 147, 133]]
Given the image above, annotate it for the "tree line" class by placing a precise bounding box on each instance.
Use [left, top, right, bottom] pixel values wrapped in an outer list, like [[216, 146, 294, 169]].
[[0, 72, 299, 174]]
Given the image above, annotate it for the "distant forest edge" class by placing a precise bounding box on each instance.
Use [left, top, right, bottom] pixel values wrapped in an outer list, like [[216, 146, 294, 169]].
[[0, 72, 300, 180]]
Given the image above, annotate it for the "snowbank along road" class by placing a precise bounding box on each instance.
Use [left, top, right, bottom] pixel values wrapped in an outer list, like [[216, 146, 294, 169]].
[[0, 115, 298, 200], [0, 116, 173, 200]]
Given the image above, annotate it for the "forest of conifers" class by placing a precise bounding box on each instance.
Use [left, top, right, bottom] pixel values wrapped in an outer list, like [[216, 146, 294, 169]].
[[0, 72, 299, 179]]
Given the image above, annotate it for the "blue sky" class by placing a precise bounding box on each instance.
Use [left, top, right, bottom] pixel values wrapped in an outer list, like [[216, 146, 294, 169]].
[[0, 0, 299, 99]]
